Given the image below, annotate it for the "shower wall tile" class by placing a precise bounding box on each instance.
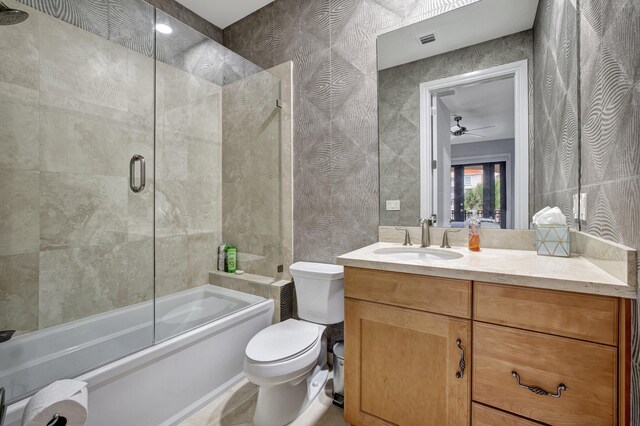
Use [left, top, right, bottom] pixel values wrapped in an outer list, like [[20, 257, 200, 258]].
[[187, 232, 219, 288], [18, 0, 259, 89], [0, 82, 39, 171], [107, 0, 155, 57], [38, 16, 129, 111], [157, 130, 189, 181], [1, 0, 246, 330], [19, 0, 109, 39], [0, 169, 39, 257], [222, 67, 289, 278], [38, 240, 153, 328], [187, 138, 222, 183], [0, 252, 39, 334], [155, 179, 188, 236], [19, 0, 223, 54], [155, 235, 189, 297], [155, 56, 223, 298], [155, 10, 264, 87], [38, 102, 153, 178], [128, 180, 155, 241], [186, 179, 221, 233], [0, 1, 39, 90], [39, 172, 128, 251]]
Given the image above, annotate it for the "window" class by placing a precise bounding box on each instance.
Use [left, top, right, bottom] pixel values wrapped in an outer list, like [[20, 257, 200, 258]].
[[451, 162, 506, 228]]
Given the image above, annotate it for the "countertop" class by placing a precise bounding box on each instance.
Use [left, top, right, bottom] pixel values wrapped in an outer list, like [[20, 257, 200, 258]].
[[336, 242, 637, 299]]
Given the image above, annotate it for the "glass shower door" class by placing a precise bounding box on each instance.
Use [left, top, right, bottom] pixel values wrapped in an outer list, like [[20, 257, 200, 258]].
[[153, 9, 283, 341], [0, 0, 155, 403]]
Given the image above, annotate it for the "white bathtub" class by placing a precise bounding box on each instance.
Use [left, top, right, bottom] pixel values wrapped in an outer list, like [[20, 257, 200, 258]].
[[2, 285, 273, 426]]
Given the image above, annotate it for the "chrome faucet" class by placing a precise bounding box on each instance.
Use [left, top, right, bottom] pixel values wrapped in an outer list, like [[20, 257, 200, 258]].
[[419, 216, 436, 247], [440, 228, 461, 248], [395, 228, 412, 246]]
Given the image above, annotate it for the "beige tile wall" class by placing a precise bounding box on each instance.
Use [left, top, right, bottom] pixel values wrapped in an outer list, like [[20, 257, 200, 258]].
[[155, 61, 223, 297], [0, 3, 224, 333], [0, 4, 155, 333], [221, 65, 291, 279]]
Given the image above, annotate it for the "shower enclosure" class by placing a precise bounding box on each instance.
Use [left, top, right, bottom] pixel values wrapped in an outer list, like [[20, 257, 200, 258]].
[[0, 0, 286, 408]]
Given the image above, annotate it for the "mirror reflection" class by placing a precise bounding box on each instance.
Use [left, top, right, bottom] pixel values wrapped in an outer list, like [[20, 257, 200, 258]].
[[377, 0, 578, 229]]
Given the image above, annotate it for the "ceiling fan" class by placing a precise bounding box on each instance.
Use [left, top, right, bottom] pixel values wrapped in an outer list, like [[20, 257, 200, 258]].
[[450, 115, 494, 138]]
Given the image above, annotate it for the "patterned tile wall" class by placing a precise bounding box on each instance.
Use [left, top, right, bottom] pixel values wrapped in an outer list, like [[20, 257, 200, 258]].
[[223, 0, 480, 263], [16, 0, 262, 86], [226, 0, 639, 416], [579, 0, 640, 421], [531, 0, 579, 228], [378, 31, 533, 226]]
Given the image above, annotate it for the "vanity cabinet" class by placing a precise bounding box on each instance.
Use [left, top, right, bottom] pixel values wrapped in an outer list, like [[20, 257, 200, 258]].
[[344, 268, 472, 425], [343, 267, 631, 426]]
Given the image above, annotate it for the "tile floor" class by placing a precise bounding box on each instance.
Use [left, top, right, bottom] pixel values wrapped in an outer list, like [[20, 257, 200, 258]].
[[179, 377, 347, 426]]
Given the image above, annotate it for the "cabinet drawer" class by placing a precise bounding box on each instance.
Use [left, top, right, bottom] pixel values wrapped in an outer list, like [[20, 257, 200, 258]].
[[472, 403, 543, 425], [473, 323, 617, 425], [344, 267, 471, 318], [474, 282, 618, 345]]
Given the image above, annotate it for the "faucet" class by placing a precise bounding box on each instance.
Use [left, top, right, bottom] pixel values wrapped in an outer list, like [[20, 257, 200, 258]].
[[395, 228, 412, 246], [440, 228, 461, 248], [419, 215, 436, 247]]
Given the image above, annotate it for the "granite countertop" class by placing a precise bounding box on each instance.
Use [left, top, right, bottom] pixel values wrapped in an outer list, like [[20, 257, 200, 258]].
[[337, 242, 636, 299]]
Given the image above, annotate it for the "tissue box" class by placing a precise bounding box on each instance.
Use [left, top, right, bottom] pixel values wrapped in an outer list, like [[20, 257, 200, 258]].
[[536, 225, 570, 257]]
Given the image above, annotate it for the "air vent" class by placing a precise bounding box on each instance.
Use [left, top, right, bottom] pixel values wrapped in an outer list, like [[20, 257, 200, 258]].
[[419, 33, 436, 44]]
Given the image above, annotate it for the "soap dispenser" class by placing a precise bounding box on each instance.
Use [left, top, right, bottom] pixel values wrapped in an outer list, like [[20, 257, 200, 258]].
[[468, 211, 481, 252]]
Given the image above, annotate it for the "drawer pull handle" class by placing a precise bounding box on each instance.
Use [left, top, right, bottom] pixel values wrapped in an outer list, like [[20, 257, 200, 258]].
[[512, 371, 566, 398], [455, 339, 465, 379]]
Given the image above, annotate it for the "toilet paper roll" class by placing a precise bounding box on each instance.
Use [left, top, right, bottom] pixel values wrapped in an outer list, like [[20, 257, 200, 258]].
[[21, 380, 88, 426]]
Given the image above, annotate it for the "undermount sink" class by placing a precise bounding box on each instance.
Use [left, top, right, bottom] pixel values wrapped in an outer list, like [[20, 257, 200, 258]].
[[373, 247, 464, 261]]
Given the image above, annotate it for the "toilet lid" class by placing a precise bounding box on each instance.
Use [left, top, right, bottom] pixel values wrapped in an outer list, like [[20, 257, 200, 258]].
[[246, 319, 320, 363]]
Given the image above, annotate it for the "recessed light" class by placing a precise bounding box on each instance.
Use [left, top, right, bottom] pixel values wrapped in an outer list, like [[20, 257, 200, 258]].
[[156, 24, 173, 34]]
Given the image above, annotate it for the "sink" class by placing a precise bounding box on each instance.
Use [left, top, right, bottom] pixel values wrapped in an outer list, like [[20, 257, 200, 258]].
[[373, 247, 464, 261]]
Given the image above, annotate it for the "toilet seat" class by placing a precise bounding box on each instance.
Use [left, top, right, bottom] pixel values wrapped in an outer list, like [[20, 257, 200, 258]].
[[246, 319, 320, 363], [244, 320, 326, 386]]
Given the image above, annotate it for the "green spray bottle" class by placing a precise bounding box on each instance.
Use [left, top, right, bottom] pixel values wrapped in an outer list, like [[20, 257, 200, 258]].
[[225, 245, 237, 273]]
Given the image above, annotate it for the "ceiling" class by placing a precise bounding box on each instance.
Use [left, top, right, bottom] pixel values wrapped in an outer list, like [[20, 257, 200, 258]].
[[175, 0, 273, 29], [377, 0, 539, 70], [439, 76, 515, 144]]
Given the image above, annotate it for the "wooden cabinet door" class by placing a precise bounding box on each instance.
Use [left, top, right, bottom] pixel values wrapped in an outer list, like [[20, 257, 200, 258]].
[[344, 298, 471, 426]]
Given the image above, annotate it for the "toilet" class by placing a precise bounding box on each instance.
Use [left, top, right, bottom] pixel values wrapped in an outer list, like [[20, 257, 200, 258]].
[[244, 262, 344, 426]]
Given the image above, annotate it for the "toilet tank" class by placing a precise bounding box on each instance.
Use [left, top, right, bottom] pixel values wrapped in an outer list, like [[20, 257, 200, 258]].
[[289, 262, 344, 324]]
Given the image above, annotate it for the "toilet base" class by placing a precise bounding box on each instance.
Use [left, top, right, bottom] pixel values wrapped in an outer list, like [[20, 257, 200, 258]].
[[253, 365, 329, 426]]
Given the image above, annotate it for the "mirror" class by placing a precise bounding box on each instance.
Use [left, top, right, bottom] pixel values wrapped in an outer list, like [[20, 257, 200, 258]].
[[377, 0, 579, 229]]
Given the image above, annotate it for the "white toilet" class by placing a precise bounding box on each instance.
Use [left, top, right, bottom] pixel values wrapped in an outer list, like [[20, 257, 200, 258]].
[[244, 262, 344, 426]]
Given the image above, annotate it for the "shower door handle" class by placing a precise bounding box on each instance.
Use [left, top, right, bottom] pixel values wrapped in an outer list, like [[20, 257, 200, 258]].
[[129, 154, 146, 193]]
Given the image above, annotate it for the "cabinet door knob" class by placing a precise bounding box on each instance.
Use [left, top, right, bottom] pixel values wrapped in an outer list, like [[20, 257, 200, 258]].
[[455, 339, 465, 379], [512, 371, 566, 398]]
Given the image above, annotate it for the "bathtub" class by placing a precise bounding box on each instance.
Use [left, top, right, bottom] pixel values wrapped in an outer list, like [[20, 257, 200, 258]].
[[2, 285, 273, 426]]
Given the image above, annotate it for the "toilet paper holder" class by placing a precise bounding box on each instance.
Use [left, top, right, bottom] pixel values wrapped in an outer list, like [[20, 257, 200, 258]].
[[47, 413, 67, 426]]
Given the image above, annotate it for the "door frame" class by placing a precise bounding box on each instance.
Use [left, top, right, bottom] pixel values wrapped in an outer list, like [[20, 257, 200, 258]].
[[452, 153, 512, 228], [419, 60, 529, 229]]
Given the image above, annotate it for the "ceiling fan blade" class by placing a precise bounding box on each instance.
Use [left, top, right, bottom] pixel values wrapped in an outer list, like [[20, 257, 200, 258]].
[[464, 133, 485, 138], [466, 125, 495, 131]]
